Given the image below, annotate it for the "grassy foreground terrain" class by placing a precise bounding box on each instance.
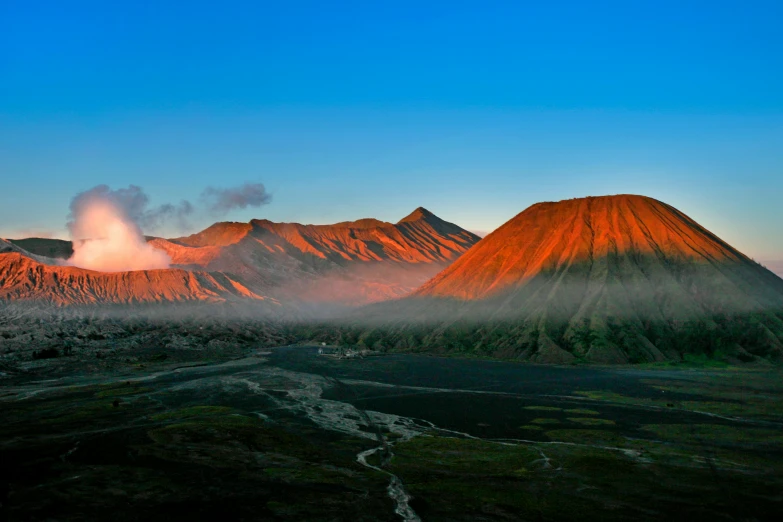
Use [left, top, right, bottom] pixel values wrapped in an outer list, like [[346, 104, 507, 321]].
[[386, 371, 783, 521], [1, 321, 782, 520]]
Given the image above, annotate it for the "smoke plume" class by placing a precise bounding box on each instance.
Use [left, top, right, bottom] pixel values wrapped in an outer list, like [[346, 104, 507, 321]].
[[200, 182, 272, 215], [65, 182, 272, 272], [67, 187, 172, 272]]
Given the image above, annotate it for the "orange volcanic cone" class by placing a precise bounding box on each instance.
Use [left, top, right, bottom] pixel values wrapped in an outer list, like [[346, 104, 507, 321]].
[[359, 195, 783, 364]]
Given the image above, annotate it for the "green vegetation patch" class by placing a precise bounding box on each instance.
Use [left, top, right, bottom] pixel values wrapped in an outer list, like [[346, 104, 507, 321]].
[[573, 390, 642, 403], [392, 427, 783, 521], [523, 405, 562, 411], [151, 406, 235, 421], [568, 417, 615, 426], [639, 353, 730, 369], [37, 400, 134, 426], [96, 386, 152, 398], [390, 435, 540, 476], [564, 408, 600, 415], [640, 378, 783, 418], [575, 374, 783, 420], [146, 414, 328, 463], [640, 423, 783, 447], [262, 465, 360, 485], [545, 429, 627, 446], [389, 435, 621, 520], [530, 417, 560, 425]]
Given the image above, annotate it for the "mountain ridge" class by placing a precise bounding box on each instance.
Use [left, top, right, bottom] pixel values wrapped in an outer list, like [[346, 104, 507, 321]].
[[0, 251, 273, 306], [151, 208, 480, 304], [1, 208, 480, 307]]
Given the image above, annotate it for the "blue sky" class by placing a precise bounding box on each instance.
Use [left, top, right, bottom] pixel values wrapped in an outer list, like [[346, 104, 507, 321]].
[[1, 1, 782, 259]]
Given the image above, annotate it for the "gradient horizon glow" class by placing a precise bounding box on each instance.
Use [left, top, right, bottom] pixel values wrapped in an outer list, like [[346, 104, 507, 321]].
[[1, 1, 782, 260]]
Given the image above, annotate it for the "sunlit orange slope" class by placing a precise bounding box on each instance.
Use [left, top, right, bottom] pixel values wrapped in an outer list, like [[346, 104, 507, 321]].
[[0, 241, 270, 306], [162, 207, 477, 264], [2, 208, 479, 307], [149, 208, 480, 304], [417, 194, 782, 304]]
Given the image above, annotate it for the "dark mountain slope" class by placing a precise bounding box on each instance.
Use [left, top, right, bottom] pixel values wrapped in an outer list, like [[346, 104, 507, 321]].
[[339, 196, 783, 364], [7, 238, 73, 259]]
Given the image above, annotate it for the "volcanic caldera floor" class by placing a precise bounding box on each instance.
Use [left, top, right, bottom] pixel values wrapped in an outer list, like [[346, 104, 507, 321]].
[[1, 344, 782, 521]]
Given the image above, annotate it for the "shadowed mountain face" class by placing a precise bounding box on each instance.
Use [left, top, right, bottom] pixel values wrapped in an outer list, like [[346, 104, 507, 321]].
[[345, 196, 783, 364], [0, 209, 479, 308], [7, 238, 73, 259], [148, 208, 480, 305]]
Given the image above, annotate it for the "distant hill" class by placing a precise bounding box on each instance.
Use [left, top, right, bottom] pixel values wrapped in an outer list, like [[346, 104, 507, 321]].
[[0, 239, 274, 307], [343, 195, 783, 364], [149, 208, 480, 305], [1, 209, 479, 308], [7, 238, 73, 259]]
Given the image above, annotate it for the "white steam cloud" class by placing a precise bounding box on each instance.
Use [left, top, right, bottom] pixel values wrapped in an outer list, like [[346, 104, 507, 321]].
[[67, 187, 172, 272], [65, 183, 272, 272]]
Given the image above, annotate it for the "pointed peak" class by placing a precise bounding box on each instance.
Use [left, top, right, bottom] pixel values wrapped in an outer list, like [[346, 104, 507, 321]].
[[173, 221, 253, 247], [398, 207, 436, 224]]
